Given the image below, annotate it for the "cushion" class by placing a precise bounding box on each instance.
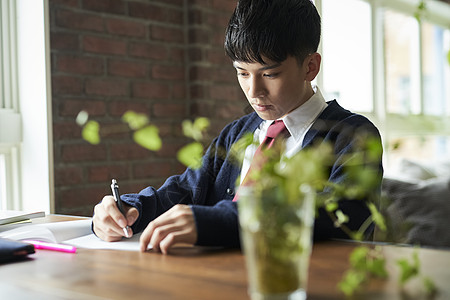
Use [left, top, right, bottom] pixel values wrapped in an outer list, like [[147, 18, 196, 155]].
[[378, 177, 450, 248]]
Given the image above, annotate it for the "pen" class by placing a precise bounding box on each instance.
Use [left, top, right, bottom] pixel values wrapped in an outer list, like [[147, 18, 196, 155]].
[[110, 179, 130, 238], [25, 240, 77, 253]]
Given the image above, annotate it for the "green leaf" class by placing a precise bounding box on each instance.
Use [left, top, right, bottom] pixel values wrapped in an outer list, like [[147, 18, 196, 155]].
[[447, 49, 450, 66], [177, 142, 204, 169], [182, 117, 210, 141], [229, 133, 253, 163], [396, 252, 420, 285], [182, 120, 194, 138], [338, 270, 366, 296], [334, 210, 349, 227], [368, 202, 387, 232], [193, 117, 210, 132], [350, 231, 364, 241], [122, 111, 149, 130], [423, 276, 437, 295], [82, 120, 100, 145], [133, 125, 162, 151], [349, 246, 369, 270], [414, 12, 421, 23], [367, 256, 388, 278], [391, 140, 402, 150], [414, 0, 427, 23], [366, 137, 383, 159], [325, 202, 338, 212]]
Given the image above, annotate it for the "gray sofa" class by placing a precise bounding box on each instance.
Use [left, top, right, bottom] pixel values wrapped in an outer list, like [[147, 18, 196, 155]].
[[376, 159, 450, 249]]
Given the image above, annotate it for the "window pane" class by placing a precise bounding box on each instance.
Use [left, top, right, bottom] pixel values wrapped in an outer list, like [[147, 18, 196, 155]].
[[384, 10, 420, 115], [387, 135, 450, 164], [422, 23, 450, 116], [0, 154, 5, 210], [0, 2, 4, 109], [322, 0, 373, 112]]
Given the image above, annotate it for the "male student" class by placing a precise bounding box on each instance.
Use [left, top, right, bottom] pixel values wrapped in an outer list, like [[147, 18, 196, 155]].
[[92, 0, 383, 254]]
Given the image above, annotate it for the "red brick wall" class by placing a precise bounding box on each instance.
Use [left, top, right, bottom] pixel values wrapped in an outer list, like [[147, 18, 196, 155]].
[[49, 0, 246, 216]]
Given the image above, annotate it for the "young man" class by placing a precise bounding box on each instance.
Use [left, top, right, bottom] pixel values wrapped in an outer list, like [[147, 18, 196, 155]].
[[92, 0, 383, 254]]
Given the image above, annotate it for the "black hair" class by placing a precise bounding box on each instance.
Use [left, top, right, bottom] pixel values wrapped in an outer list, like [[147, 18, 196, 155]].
[[225, 0, 321, 65]]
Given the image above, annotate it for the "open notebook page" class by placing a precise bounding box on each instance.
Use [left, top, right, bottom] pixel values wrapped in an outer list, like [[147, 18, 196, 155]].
[[0, 219, 151, 251]]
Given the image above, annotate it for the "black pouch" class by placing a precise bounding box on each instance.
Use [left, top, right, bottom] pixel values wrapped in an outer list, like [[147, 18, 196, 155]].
[[0, 238, 35, 263]]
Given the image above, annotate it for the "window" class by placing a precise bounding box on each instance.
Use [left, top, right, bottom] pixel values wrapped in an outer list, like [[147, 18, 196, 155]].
[[322, 0, 373, 112], [0, 0, 54, 212], [422, 21, 450, 116], [317, 0, 450, 164], [0, 154, 5, 207], [384, 10, 420, 115], [1, 0, 21, 210]]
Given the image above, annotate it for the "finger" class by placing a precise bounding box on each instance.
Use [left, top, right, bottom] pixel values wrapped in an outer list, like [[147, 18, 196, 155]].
[[139, 221, 156, 252], [93, 196, 128, 239], [139, 205, 180, 251], [139, 205, 197, 252], [143, 205, 197, 253], [125, 206, 139, 227], [159, 232, 177, 255], [92, 216, 123, 242], [159, 228, 197, 255], [149, 223, 185, 253], [139, 211, 176, 252], [103, 196, 128, 229], [120, 206, 139, 239], [93, 225, 123, 242], [93, 212, 123, 241]]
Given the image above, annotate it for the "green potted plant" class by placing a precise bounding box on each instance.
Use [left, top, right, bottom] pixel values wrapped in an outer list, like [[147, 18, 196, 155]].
[[235, 134, 383, 299]]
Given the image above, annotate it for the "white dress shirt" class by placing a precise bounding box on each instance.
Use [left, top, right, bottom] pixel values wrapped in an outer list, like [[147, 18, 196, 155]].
[[239, 86, 328, 184]]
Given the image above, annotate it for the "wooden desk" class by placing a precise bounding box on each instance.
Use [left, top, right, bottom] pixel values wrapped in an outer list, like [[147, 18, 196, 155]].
[[1, 215, 449, 300]]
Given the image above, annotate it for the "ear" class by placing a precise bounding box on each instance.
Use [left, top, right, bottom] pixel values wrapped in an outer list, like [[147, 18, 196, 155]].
[[304, 53, 321, 81]]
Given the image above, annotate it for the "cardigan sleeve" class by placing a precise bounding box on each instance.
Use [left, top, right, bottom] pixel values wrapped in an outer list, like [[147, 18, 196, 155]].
[[119, 114, 259, 237], [120, 168, 211, 234], [190, 200, 240, 247]]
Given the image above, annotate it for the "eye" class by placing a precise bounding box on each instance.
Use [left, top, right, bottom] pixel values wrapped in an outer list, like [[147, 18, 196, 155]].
[[237, 71, 249, 77], [263, 73, 279, 78]]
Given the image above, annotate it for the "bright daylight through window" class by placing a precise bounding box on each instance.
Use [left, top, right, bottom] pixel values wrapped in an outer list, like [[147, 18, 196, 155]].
[[319, 0, 450, 164], [0, 0, 53, 212]]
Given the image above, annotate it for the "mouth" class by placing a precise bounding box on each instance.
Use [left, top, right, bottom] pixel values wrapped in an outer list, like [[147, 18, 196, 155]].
[[253, 103, 272, 112]]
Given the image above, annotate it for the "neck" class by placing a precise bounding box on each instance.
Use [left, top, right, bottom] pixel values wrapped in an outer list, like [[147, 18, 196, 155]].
[[286, 82, 315, 116], [303, 83, 315, 103]]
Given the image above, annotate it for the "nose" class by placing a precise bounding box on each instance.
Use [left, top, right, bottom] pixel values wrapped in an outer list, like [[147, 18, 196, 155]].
[[247, 76, 267, 99]]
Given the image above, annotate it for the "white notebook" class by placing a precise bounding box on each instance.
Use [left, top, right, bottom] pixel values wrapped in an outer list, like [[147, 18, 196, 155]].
[[0, 219, 150, 252]]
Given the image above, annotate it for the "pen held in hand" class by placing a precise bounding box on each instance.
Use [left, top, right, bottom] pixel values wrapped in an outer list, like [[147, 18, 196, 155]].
[[110, 179, 130, 238]]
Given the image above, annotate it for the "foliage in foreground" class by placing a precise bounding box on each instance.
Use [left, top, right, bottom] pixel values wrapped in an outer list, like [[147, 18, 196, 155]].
[[78, 112, 437, 297]]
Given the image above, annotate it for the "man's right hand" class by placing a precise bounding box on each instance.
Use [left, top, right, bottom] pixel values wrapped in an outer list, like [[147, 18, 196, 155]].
[[93, 195, 139, 242]]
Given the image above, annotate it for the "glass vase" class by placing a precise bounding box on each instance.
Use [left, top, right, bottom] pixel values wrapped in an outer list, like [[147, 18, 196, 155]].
[[238, 185, 315, 300]]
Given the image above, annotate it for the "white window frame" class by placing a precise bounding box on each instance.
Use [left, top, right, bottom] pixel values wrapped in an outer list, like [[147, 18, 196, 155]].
[[316, 0, 450, 139], [0, 0, 54, 213]]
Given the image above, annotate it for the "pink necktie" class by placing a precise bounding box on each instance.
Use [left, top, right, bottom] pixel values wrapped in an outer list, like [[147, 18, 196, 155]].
[[233, 120, 289, 201]]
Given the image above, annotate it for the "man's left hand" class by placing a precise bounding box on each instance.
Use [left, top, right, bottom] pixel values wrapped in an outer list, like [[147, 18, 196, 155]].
[[139, 204, 198, 254]]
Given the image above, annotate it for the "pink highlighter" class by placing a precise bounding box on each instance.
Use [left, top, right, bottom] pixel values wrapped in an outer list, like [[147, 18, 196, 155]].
[[24, 240, 77, 253]]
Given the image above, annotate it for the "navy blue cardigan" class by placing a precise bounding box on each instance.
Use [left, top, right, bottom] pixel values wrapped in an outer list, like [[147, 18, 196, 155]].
[[121, 101, 383, 248]]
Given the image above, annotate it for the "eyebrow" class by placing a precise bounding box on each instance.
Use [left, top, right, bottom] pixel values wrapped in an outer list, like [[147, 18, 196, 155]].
[[233, 62, 282, 71]]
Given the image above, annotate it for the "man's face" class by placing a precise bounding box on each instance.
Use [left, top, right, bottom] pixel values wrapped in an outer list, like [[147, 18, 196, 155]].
[[233, 56, 314, 120]]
